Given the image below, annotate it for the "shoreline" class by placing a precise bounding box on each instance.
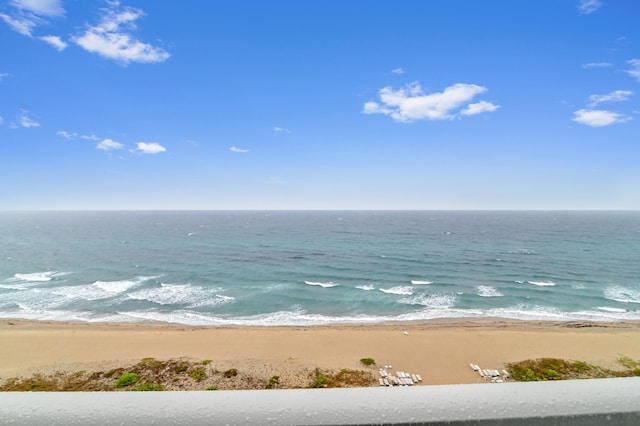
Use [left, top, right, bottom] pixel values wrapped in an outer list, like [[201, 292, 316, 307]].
[[2, 318, 640, 386]]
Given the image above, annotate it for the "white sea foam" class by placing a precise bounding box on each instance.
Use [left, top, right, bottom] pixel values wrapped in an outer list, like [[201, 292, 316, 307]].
[[304, 281, 339, 288], [355, 284, 375, 291], [52, 276, 159, 301], [597, 306, 627, 313], [1, 271, 68, 290], [476, 285, 503, 297], [400, 293, 456, 308], [379, 286, 413, 295], [13, 271, 58, 282], [604, 285, 640, 304], [526, 280, 556, 287], [128, 283, 234, 308], [410, 280, 433, 285], [2, 302, 640, 326]]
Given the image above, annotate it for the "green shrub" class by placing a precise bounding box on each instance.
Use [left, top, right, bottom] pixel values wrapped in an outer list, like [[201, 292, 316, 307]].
[[116, 373, 139, 388], [138, 358, 164, 372], [206, 386, 218, 391], [618, 356, 640, 370], [359, 358, 376, 367], [265, 375, 280, 389], [201, 359, 212, 365], [133, 382, 163, 391], [188, 367, 207, 382], [308, 368, 328, 388]]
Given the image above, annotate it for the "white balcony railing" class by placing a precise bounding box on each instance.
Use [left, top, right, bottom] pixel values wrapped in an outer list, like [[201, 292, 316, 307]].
[[1, 377, 639, 425]]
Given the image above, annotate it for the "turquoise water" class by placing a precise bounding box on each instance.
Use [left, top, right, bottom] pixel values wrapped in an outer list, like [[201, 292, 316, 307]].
[[1, 211, 639, 325]]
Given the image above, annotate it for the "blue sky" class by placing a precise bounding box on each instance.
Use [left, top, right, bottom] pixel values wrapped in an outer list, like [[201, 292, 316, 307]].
[[1, 0, 639, 210]]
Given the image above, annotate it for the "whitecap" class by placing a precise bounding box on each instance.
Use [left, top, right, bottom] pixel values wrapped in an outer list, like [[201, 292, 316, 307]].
[[52, 275, 159, 301], [379, 286, 413, 296], [304, 281, 338, 288], [411, 280, 433, 285], [400, 293, 456, 308], [477, 286, 503, 297], [128, 283, 234, 308], [13, 271, 58, 282], [1, 271, 68, 290], [604, 285, 640, 304], [355, 285, 375, 291], [597, 306, 627, 313], [526, 280, 556, 287]]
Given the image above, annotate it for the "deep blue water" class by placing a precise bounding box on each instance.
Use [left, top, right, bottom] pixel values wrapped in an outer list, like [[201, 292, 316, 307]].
[[1, 211, 639, 325]]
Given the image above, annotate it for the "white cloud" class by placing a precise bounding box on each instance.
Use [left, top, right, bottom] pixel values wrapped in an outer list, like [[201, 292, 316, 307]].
[[39, 35, 67, 51], [461, 100, 500, 116], [578, 0, 602, 14], [391, 68, 405, 75], [582, 62, 612, 68], [273, 127, 291, 133], [627, 59, 640, 82], [97, 138, 124, 151], [56, 130, 77, 139], [572, 109, 631, 127], [363, 81, 498, 122], [0, 73, 8, 82], [1, 0, 63, 37], [9, 0, 64, 17], [57, 130, 102, 140], [134, 142, 166, 154], [0, 117, 3, 126], [18, 110, 39, 128], [73, 4, 170, 64], [588, 90, 633, 106], [229, 146, 249, 153], [0, 12, 37, 36]]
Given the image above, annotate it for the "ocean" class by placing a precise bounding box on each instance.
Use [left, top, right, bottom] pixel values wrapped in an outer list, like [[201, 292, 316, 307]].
[[1, 211, 639, 325]]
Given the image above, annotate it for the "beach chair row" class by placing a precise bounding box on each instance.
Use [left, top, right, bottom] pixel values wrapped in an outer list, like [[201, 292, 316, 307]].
[[378, 370, 422, 386], [469, 363, 509, 383]]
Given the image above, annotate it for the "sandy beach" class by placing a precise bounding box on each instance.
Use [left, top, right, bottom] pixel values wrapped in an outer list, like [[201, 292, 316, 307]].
[[2, 319, 640, 387]]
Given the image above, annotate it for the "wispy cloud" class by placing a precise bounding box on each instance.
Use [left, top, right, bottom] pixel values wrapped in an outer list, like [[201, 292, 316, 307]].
[[57, 130, 77, 139], [9, 0, 64, 17], [391, 68, 405, 75], [39, 35, 67, 51], [363, 81, 499, 122], [627, 59, 640, 82], [588, 90, 633, 107], [229, 146, 249, 153], [57, 130, 101, 140], [97, 138, 124, 151], [0, 12, 37, 36], [0, 73, 9, 83], [461, 100, 500, 116], [0, 117, 4, 126], [1, 0, 64, 43], [273, 127, 291, 134], [133, 142, 166, 154], [578, 0, 602, 15], [572, 109, 630, 127], [582, 62, 612, 68], [17, 109, 40, 128], [73, 3, 170, 64]]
